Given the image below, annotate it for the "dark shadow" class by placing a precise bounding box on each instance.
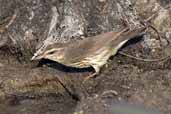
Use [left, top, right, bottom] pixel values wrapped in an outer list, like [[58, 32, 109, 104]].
[[121, 35, 144, 49], [109, 35, 144, 60], [37, 59, 94, 73]]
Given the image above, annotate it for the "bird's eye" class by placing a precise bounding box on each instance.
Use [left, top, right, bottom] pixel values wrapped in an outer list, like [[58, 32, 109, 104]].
[[48, 51, 55, 55]]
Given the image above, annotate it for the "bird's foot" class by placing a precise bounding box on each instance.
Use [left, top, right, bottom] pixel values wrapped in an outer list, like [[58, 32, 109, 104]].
[[83, 72, 97, 82]]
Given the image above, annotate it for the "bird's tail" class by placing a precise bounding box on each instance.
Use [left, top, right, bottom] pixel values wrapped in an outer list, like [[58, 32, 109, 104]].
[[109, 26, 147, 56], [111, 26, 147, 48]]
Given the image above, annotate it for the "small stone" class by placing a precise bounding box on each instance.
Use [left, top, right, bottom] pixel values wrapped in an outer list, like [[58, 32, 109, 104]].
[[164, 46, 171, 57], [99, 0, 106, 2], [0, 63, 4, 67]]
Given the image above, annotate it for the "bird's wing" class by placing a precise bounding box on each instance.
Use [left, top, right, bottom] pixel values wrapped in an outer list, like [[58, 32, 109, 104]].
[[64, 38, 95, 63], [109, 26, 146, 49], [64, 27, 146, 63], [62, 31, 124, 63], [89, 27, 129, 52], [64, 28, 129, 62]]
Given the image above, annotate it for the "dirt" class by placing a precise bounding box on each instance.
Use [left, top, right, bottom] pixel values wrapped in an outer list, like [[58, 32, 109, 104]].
[[0, 43, 171, 114], [0, 0, 171, 114]]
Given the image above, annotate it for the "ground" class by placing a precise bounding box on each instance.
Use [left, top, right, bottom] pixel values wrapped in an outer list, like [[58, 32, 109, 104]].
[[0, 0, 171, 114]]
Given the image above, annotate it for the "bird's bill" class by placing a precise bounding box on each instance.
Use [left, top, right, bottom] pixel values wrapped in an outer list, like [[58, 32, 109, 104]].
[[31, 53, 44, 61]]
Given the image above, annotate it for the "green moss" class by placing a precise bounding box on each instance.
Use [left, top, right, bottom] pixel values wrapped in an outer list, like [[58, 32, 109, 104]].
[[73, 111, 83, 114]]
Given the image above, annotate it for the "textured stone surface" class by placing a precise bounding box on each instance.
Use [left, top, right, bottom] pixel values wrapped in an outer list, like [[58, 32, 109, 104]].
[[0, 0, 171, 114]]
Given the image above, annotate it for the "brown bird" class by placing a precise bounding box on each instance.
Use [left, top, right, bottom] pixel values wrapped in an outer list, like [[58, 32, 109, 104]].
[[31, 26, 146, 78]]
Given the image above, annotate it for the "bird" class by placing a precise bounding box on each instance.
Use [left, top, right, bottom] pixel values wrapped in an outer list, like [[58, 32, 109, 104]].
[[31, 26, 146, 78]]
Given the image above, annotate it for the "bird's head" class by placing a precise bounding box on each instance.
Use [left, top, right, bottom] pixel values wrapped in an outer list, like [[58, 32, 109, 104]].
[[31, 44, 65, 62]]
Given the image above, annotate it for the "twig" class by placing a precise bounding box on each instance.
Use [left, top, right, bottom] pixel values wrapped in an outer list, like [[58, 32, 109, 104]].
[[53, 75, 79, 101], [0, 10, 17, 33], [0, 36, 8, 48], [5, 10, 17, 29], [140, 6, 171, 45], [118, 51, 169, 62], [101, 90, 118, 98], [140, 14, 163, 46]]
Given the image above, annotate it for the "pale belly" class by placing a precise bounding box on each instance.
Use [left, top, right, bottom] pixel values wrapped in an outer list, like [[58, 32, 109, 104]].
[[84, 48, 115, 68], [82, 41, 127, 68], [66, 49, 112, 69]]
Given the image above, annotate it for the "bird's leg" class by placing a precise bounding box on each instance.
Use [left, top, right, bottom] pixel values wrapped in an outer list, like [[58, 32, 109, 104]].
[[84, 65, 100, 81], [84, 72, 97, 81]]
